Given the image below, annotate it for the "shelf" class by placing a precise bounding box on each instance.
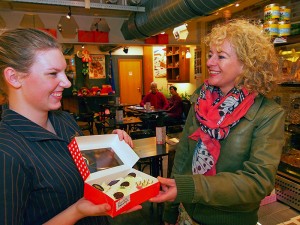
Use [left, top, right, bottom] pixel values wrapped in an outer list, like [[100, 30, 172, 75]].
[[279, 82, 300, 87], [274, 34, 300, 46], [166, 45, 190, 83]]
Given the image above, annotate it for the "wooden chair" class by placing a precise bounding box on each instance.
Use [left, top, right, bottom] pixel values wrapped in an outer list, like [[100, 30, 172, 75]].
[[166, 99, 191, 134], [75, 98, 95, 135]]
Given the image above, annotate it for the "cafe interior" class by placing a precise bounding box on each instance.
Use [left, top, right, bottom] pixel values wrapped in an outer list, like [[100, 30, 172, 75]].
[[1, 0, 300, 224]]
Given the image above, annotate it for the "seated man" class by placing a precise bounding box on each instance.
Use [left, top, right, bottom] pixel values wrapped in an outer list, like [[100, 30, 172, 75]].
[[163, 85, 183, 126], [140, 82, 168, 110]]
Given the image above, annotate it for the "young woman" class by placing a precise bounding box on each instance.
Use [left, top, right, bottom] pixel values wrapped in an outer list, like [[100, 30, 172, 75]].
[[150, 19, 285, 225], [0, 28, 138, 225]]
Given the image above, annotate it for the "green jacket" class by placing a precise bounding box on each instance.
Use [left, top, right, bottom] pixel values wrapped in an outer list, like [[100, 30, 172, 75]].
[[163, 89, 285, 225]]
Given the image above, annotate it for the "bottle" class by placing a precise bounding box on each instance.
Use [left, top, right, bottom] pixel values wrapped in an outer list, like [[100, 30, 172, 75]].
[[156, 114, 166, 144]]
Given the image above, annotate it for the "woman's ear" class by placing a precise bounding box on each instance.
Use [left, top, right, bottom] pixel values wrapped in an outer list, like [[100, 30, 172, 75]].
[[3, 67, 22, 88]]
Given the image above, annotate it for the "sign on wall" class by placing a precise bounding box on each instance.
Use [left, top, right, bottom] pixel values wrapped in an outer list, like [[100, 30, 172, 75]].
[[89, 55, 106, 79]]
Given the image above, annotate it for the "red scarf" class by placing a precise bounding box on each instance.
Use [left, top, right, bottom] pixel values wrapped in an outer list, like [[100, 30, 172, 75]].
[[190, 81, 256, 175]]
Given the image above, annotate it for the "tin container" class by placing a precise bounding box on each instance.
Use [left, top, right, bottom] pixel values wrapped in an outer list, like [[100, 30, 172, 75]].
[[279, 6, 291, 21], [264, 20, 279, 36], [278, 21, 291, 36], [264, 3, 280, 21]]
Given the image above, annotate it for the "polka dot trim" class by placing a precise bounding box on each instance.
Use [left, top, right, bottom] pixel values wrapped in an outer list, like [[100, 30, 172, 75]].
[[68, 139, 90, 180]]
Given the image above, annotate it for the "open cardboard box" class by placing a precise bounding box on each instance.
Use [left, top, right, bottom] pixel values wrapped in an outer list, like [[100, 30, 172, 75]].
[[68, 134, 160, 217]]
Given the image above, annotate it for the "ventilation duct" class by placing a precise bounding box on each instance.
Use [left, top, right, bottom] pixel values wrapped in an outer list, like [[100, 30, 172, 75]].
[[121, 0, 235, 40]]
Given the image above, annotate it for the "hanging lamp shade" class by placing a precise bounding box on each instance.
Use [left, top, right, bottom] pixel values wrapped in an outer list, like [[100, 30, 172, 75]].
[[90, 18, 110, 32], [58, 16, 79, 39], [20, 14, 45, 28]]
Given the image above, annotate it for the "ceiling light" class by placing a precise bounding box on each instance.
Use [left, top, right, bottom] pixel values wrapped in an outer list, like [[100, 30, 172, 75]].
[[123, 47, 128, 54], [186, 50, 191, 59], [81, 45, 85, 49], [57, 23, 62, 32], [235, 3, 240, 7], [173, 23, 189, 41], [66, 6, 72, 19]]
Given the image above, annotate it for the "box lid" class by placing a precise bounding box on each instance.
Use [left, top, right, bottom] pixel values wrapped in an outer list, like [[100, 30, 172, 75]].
[[68, 134, 139, 181]]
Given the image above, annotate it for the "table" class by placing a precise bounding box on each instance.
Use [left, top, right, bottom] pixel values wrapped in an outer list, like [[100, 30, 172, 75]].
[[132, 137, 177, 177], [116, 116, 143, 133], [127, 105, 167, 115], [95, 116, 143, 134], [127, 105, 168, 128]]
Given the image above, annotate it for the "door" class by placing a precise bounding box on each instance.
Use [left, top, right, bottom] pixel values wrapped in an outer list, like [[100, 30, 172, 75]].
[[118, 59, 142, 105]]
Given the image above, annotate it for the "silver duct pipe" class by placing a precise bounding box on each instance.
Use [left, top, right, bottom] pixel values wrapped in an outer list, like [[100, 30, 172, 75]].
[[121, 0, 235, 40]]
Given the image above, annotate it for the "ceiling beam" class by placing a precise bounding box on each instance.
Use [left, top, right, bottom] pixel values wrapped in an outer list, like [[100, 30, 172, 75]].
[[11, 0, 145, 12]]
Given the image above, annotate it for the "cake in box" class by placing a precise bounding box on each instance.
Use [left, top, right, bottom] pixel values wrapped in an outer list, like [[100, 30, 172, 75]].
[[68, 134, 160, 217]]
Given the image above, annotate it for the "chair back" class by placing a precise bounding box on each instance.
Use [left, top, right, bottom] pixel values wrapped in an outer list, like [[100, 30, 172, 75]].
[[182, 100, 191, 119]]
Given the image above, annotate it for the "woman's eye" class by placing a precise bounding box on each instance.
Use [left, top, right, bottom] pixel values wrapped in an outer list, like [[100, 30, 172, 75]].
[[218, 55, 226, 59]]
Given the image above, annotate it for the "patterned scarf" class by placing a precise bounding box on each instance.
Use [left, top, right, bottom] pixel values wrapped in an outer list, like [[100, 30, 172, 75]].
[[190, 81, 257, 176]]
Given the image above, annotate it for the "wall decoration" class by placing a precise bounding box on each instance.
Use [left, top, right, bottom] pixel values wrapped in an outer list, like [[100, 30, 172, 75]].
[[153, 46, 166, 78], [89, 55, 106, 79]]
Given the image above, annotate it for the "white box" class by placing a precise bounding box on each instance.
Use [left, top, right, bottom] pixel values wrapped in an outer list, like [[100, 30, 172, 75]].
[[68, 134, 160, 217]]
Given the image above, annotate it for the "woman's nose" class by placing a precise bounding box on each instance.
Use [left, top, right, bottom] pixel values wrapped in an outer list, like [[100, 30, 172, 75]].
[[60, 73, 72, 88], [207, 55, 217, 67]]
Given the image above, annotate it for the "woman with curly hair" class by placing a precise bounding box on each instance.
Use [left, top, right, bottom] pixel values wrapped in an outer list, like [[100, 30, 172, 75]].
[[150, 19, 285, 225]]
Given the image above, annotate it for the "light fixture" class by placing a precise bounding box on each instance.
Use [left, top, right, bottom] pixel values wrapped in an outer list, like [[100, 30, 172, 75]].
[[235, 3, 240, 7], [186, 50, 191, 59], [81, 45, 85, 49], [57, 23, 62, 32], [173, 23, 189, 41], [66, 6, 72, 19], [123, 47, 128, 54]]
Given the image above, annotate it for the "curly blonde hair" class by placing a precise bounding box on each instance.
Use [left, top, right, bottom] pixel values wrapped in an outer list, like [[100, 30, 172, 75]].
[[204, 19, 279, 94]]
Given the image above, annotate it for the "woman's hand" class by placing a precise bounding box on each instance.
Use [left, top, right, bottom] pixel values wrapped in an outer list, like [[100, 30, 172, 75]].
[[75, 197, 142, 217], [75, 197, 112, 217], [112, 129, 134, 148], [149, 176, 177, 203]]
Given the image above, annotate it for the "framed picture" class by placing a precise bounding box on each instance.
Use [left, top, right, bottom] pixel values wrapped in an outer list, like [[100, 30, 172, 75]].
[[89, 55, 106, 79], [153, 47, 166, 78]]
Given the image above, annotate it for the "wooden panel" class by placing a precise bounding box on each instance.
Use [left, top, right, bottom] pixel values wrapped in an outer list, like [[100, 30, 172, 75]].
[[143, 46, 154, 95]]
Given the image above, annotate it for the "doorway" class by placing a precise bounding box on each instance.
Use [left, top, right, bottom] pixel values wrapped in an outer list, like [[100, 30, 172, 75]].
[[118, 59, 142, 105]]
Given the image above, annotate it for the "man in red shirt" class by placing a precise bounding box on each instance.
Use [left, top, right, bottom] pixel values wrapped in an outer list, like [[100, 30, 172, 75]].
[[165, 86, 183, 118], [140, 82, 168, 109]]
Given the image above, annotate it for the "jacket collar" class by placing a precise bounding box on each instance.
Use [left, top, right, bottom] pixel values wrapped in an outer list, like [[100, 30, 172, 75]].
[[1, 109, 64, 142], [244, 94, 264, 121]]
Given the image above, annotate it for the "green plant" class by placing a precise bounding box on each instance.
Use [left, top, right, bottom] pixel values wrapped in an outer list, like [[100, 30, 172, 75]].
[[180, 92, 191, 100]]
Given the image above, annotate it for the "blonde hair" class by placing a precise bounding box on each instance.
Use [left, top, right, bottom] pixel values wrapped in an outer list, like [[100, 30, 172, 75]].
[[0, 28, 61, 102], [204, 19, 279, 95]]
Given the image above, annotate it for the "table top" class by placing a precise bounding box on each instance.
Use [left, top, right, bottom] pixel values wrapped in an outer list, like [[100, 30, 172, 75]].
[[127, 105, 167, 114], [132, 137, 176, 159], [116, 116, 142, 125]]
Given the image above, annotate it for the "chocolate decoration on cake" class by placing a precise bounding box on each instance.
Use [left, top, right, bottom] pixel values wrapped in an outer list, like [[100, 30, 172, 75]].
[[108, 179, 120, 186], [128, 172, 137, 177], [92, 184, 104, 191], [120, 181, 130, 187], [113, 192, 124, 199]]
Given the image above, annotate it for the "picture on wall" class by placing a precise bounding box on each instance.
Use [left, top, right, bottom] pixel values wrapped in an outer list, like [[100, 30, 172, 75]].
[[153, 46, 166, 78], [89, 55, 106, 79]]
